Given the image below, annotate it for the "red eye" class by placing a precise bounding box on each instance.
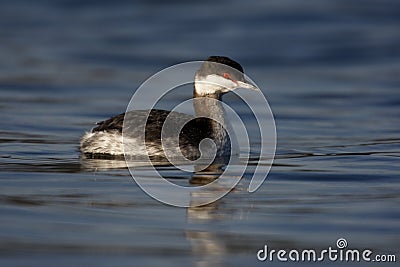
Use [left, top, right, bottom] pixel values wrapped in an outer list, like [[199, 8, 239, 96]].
[[223, 73, 231, 79]]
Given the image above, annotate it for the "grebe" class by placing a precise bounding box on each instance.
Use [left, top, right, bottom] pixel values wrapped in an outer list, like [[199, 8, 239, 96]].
[[80, 56, 257, 159]]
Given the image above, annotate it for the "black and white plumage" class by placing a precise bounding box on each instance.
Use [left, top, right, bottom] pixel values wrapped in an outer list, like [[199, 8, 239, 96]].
[[80, 56, 257, 159]]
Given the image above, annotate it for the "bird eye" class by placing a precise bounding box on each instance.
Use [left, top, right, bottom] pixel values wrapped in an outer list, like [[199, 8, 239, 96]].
[[223, 73, 231, 79]]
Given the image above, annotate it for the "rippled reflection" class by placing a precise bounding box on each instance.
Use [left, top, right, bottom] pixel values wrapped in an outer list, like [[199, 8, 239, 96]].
[[186, 203, 227, 266]]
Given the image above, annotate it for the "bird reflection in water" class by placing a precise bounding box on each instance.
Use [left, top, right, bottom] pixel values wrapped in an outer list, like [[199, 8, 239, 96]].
[[81, 156, 235, 266], [186, 162, 232, 267]]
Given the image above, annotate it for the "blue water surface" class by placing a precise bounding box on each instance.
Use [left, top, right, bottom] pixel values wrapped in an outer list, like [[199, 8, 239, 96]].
[[0, 0, 399, 266]]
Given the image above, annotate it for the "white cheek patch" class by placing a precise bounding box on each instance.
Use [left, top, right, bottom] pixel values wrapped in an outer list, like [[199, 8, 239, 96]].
[[203, 74, 238, 88], [195, 74, 238, 95]]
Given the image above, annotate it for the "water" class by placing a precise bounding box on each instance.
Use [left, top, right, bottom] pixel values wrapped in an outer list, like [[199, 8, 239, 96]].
[[1, 0, 399, 266]]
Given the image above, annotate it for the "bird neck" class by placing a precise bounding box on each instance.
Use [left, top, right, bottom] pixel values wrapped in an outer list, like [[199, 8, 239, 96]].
[[192, 95, 224, 119], [192, 94, 230, 154]]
